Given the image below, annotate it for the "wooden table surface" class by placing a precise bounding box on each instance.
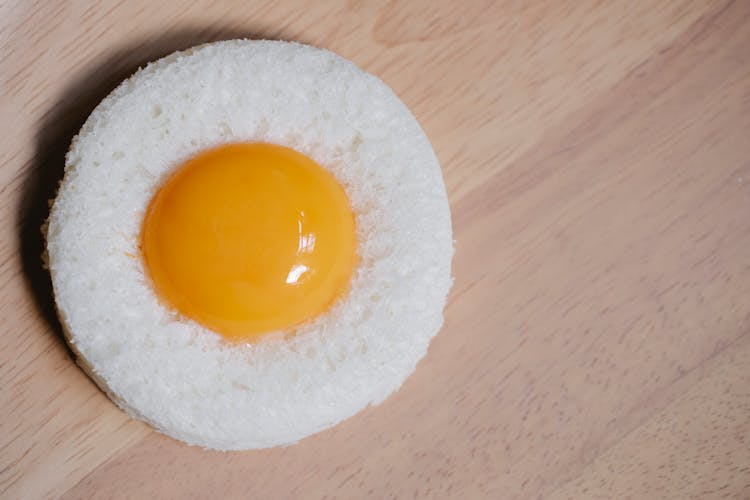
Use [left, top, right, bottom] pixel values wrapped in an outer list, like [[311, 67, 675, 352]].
[[3, 1, 750, 498]]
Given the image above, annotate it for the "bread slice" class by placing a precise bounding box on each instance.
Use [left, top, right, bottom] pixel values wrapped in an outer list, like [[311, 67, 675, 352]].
[[45, 40, 453, 450]]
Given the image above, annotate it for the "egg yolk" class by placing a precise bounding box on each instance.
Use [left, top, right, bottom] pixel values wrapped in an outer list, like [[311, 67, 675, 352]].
[[141, 143, 357, 342]]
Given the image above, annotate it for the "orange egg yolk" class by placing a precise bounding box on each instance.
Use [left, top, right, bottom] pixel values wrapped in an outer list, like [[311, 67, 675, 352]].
[[141, 143, 357, 342]]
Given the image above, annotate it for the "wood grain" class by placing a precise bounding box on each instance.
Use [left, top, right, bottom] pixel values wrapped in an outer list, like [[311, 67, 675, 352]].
[[2, 0, 749, 498]]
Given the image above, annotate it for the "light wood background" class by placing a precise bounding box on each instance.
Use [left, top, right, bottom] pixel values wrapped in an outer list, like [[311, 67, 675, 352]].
[[2, 0, 750, 498]]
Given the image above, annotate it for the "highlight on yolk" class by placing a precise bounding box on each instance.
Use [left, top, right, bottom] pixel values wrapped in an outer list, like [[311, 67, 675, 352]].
[[141, 143, 357, 342]]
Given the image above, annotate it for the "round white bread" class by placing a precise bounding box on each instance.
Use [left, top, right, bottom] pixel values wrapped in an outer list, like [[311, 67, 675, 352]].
[[45, 40, 453, 450]]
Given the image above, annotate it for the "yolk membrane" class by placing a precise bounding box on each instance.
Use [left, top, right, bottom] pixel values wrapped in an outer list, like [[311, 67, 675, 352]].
[[141, 143, 357, 342]]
